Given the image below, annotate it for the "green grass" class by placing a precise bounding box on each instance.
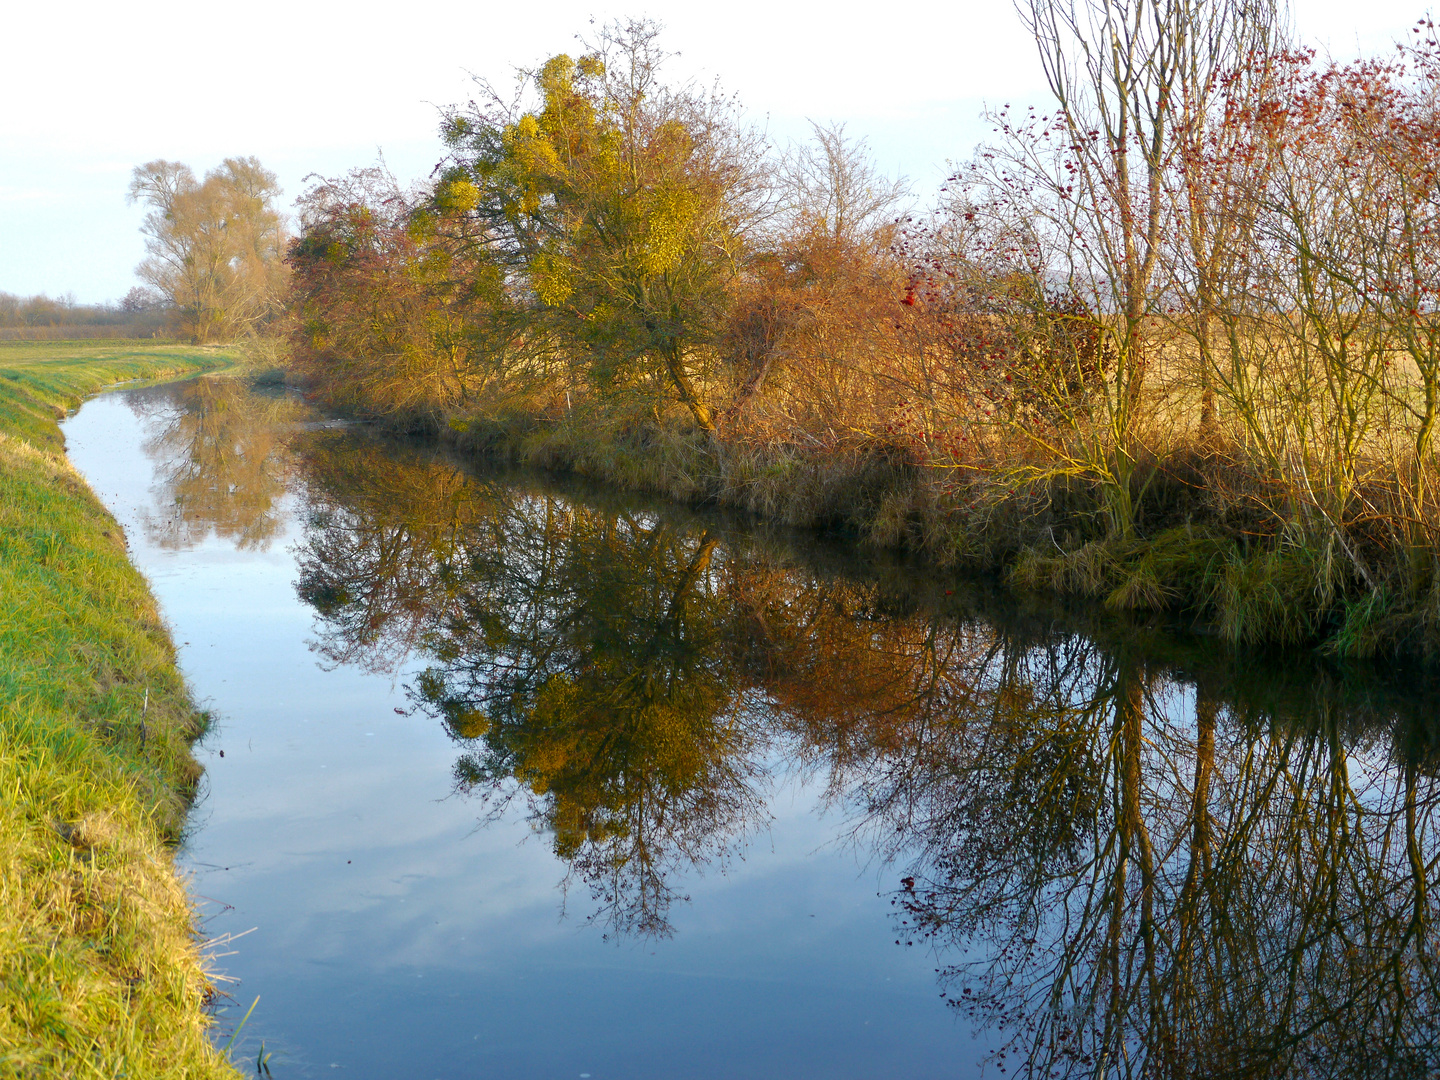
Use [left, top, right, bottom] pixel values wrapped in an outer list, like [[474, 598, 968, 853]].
[[0, 342, 240, 1077]]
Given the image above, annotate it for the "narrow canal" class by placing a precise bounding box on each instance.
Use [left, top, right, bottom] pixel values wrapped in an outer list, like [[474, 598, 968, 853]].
[[62, 374, 1440, 1078]]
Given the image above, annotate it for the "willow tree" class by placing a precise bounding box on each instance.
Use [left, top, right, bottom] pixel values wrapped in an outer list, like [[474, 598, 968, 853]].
[[128, 157, 286, 343], [437, 19, 766, 432]]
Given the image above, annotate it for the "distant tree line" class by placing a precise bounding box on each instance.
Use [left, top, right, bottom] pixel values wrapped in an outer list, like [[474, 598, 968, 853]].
[[0, 289, 170, 340]]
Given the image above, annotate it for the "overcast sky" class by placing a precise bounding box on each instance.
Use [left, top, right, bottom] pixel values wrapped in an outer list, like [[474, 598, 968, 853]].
[[0, 0, 1427, 303]]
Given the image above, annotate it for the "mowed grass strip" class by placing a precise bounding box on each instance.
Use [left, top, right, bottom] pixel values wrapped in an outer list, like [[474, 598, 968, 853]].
[[0, 342, 240, 1077]]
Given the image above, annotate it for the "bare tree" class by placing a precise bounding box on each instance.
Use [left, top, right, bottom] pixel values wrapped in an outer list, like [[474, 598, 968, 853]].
[[778, 121, 910, 247], [723, 123, 911, 427], [1166, 1, 1288, 433], [128, 157, 287, 343], [963, 0, 1285, 536]]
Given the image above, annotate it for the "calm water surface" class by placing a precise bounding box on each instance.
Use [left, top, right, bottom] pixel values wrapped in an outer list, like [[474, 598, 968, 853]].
[[62, 377, 1440, 1078]]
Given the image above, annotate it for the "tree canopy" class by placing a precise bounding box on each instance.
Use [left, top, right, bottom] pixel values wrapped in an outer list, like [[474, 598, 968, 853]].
[[128, 157, 286, 343], [434, 19, 766, 431]]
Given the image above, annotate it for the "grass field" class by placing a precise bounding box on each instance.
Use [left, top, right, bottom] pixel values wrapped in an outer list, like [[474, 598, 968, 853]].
[[0, 342, 241, 1077]]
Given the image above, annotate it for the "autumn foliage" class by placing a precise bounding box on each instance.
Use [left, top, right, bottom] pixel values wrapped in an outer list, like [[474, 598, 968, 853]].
[[285, 12, 1440, 659]]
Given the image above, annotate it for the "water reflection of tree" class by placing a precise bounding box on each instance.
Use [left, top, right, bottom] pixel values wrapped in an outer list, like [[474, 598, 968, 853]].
[[296, 440, 769, 936], [428, 509, 771, 939], [291, 432, 1440, 1071], [294, 443, 477, 671], [845, 632, 1440, 1079], [130, 376, 301, 550]]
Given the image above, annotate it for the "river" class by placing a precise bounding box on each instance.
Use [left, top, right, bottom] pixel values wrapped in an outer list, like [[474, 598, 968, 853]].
[[61, 375, 1440, 1078]]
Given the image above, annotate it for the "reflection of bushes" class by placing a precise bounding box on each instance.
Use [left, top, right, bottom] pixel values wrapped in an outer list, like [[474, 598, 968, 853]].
[[873, 643, 1440, 1078], [291, 429, 1440, 1069], [295, 576, 350, 615]]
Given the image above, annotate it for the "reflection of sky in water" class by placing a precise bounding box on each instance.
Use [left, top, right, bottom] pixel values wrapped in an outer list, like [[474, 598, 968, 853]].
[[62, 379, 1440, 1080], [62, 384, 988, 1079]]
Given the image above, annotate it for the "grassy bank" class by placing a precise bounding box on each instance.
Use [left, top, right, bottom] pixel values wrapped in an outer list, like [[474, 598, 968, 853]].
[[0, 343, 240, 1077]]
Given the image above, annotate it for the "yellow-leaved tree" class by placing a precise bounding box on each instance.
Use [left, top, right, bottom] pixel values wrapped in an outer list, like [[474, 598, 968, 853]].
[[128, 157, 287, 343], [437, 19, 767, 432]]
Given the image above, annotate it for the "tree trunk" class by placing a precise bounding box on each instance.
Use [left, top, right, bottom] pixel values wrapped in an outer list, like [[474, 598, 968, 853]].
[[664, 347, 716, 433]]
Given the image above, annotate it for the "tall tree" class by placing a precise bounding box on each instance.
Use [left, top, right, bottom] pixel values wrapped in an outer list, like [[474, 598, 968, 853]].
[[128, 157, 286, 343], [437, 19, 767, 432], [971, 0, 1283, 536]]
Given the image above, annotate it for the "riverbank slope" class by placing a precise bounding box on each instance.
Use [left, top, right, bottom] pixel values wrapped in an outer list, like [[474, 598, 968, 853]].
[[0, 343, 240, 1077], [314, 394, 1425, 664]]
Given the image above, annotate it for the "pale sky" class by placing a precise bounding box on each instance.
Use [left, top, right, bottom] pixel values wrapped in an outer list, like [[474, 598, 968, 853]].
[[0, 0, 1427, 303]]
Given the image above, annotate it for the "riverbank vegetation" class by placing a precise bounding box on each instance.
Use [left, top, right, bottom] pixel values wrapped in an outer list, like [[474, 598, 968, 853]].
[[0, 342, 239, 1077], [285, 6, 1440, 660]]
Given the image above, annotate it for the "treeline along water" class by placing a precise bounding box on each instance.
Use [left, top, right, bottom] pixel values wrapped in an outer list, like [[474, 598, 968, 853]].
[[63, 376, 1440, 1078]]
